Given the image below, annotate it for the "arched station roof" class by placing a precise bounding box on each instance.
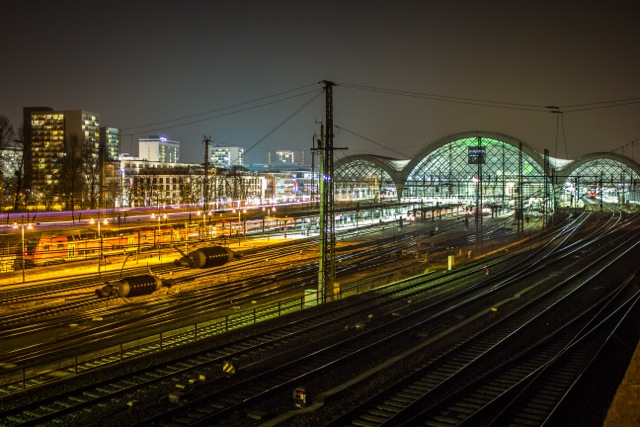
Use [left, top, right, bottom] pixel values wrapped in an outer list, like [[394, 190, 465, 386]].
[[334, 154, 408, 183], [558, 152, 640, 179], [402, 130, 544, 183], [334, 131, 640, 203]]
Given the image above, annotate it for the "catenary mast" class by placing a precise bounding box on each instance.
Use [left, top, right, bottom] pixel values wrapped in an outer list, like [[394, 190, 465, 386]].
[[316, 80, 345, 303]]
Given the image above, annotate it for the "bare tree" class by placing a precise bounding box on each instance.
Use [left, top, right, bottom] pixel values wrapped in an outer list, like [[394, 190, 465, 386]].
[[178, 166, 202, 208], [9, 127, 26, 211], [81, 138, 100, 209], [0, 118, 30, 213], [0, 117, 16, 211], [56, 134, 85, 211], [0, 115, 14, 151]]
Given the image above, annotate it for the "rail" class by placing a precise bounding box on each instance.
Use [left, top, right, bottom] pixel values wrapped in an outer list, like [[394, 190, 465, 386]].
[[0, 260, 430, 394]]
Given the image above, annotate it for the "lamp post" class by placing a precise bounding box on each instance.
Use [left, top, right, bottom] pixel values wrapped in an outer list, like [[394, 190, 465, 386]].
[[198, 209, 212, 241], [13, 221, 33, 282], [262, 206, 275, 240], [284, 217, 288, 238], [232, 207, 246, 246], [120, 168, 126, 208], [151, 211, 166, 260], [90, 217, 108, 272]]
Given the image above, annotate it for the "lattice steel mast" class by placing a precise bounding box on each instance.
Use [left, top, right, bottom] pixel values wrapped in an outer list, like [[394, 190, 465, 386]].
[[315, 81, 345, 303], [203, 135, 212, 212]]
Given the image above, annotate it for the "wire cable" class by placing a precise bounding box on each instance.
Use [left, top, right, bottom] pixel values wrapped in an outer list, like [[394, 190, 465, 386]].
[[334, 125, 408, 159], [121, 83, 319, 133], [241, 89, 324, 160], [335, 81, 640, 114], [336, 82, 549, 112]]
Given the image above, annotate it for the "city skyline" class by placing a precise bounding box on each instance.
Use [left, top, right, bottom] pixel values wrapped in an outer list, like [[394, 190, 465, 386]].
[[2, 1, 639, 164]]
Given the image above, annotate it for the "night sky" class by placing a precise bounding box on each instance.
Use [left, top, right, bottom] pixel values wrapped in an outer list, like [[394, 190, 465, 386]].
[[3, 0, 639, 164]]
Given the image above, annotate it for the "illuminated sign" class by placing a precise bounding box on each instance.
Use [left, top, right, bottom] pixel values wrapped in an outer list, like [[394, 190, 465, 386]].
[[468, 146, 486, 164]]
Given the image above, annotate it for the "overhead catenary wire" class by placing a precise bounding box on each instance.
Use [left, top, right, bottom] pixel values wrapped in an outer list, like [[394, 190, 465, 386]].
[[116, 79, 638, 163], [240, 89, 324, 160], [336, 81, 640, 114], [121, 83, 320, 135], [335, 125, 408, 159], [337, 82, 546, 113]]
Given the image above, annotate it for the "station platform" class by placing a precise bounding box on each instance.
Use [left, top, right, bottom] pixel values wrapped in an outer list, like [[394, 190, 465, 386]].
[[604, 337, 640, 426]]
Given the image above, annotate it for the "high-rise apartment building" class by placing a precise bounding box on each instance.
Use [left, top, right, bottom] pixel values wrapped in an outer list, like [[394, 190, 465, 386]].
[[209, 145, 244, 168], [27, 109, 100, 191], [22, 106, 53, 189], [100, 127, 120, 161], [139, 135, 180, 163]]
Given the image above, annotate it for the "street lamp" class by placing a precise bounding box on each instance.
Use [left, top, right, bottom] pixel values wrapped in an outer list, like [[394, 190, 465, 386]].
[[120, 168, 126, 208], [197, 210, 211, 241], [284, 217, 288, 238], [232, 208, 247, 245], [151, 211, 167, 260], [13, 221, 33, 282], [262, 206, 275, 240], [90, 217, 108, 271]]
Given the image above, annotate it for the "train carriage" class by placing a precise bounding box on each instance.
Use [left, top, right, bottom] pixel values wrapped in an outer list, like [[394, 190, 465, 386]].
[[27, 223, 200, 266]]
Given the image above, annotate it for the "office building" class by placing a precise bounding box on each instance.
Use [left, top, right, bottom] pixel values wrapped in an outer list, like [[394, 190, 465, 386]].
[[139, 135, 180, 163], [272, 149, 305, 165], [209, 145, 244, 168]]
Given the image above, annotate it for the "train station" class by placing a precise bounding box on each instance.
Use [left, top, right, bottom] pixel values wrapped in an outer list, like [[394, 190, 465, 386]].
[[2, 130, 640, 425], [334, 130, 640, 215]]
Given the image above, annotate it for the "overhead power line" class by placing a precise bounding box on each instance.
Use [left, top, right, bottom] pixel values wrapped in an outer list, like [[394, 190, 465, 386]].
[[335, 125, 408, 159], [335, 82, 640, 114], [241, 89, 324, 159], [122, 83, 319, 134]]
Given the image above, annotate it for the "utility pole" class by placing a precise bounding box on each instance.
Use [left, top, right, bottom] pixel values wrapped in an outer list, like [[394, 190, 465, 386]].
[[203, 135, 212, 233], [311, 134, 316, 205], [543, 149, 550, 227], [518, 142, 524, 233], [314, 81, 346, 304]]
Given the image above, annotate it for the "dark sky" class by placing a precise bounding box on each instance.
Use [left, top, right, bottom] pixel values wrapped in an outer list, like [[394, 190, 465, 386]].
[[3, 0, 639, 164]]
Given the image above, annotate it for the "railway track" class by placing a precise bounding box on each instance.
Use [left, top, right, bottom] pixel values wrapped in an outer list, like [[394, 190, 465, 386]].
[[0, 216, 511, 373], [318, 213, 640, 426], [329, 255, 640, 427], [130, 212, 638, 426], [0, 215, 479, 357], [0, 211, 628, 425]]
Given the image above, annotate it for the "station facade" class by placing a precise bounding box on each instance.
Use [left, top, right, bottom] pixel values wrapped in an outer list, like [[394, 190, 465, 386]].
[[334, 131, 640, 215]]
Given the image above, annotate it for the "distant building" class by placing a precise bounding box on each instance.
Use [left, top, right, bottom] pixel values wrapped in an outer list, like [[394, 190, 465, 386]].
[[272, 149, 305, 165], [111, 157, 263, 209], [209, 145, 244, 168], [26, 109, 100, 191], [138, 135, 180, 163], [99, 127, 120, 208], [100, 127, 120, 161], [22, 106, 53, 189]]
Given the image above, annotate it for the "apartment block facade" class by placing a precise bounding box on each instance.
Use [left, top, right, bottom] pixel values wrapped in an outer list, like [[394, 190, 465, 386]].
[[209, 145, 244, 168], [26, 108, 100, 192]]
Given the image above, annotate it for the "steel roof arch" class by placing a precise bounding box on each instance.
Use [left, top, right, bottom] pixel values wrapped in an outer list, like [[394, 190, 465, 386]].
[[401, 130, 545, 183], [557, 152, 640, 178]]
